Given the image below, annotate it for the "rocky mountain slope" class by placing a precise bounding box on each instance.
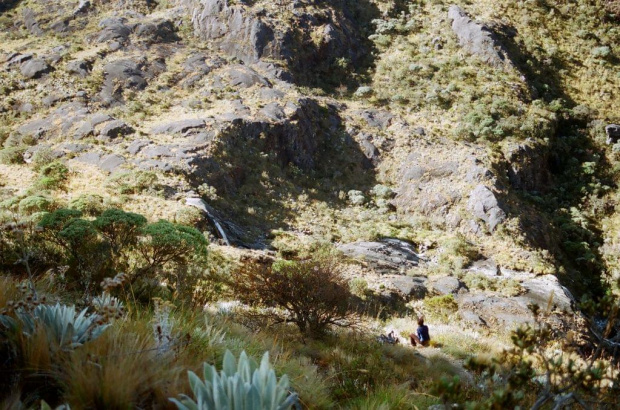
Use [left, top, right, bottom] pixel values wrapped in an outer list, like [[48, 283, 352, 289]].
[[1, 0, 620, 406]]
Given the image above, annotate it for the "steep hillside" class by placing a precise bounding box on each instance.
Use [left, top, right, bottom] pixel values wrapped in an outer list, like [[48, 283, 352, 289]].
[[1, 0, 620, 408]]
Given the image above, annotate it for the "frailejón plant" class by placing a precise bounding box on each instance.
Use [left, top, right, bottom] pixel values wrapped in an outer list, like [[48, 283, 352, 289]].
[[170, 350, 298, 410]]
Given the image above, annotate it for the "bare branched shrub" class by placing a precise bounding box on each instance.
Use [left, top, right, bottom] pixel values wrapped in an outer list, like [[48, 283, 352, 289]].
[[230, 257, 356, 337]]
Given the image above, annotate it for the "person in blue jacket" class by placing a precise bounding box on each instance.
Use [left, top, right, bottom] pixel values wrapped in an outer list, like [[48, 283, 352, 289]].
[[409, 317, 430, 347]]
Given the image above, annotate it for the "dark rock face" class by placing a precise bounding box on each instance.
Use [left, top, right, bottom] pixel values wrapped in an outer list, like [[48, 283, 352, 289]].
[[20, 58, 52, 79], [183, 0, 277, 64], [180, 0, 374, 85], [467, 184, 506, 232], [447, 5, 512, 68], [97, 18, 132, 43], [100, 59, 148, 105], [134, 19, 178, 44], [66, 60, 92, 77], [606, 124, 620, 145], [503, 140, 552, 192], [338, 238, 419, 275]]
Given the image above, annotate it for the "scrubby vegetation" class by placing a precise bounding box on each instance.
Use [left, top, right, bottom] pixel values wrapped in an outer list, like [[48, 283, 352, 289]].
[[1, 0, 620, 407]]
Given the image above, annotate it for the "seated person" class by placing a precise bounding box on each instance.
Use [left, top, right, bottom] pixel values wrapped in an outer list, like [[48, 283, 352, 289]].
[[409, 317, 430, 347]]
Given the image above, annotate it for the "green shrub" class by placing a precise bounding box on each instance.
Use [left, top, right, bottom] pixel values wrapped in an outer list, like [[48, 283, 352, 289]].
[[424, 294, 458, 321], [69, 194, 106, 216], [106, 171, 159, 195], [94, 208, 147, 255], [231, 257, 355, 337], [0, 146, 26, 164], [170, 350, 298, 410], [35, 161, 69, 191], [138, 220, 208, 269], [18, 195, 53, 214]]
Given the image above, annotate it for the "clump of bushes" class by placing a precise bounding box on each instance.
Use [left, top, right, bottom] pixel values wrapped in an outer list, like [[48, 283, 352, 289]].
[[0, 146, 26, 164], [35, 161, 69, 191], [230, 256, 356, 337], [106, 171, 159, 195], [1, 208, 208, 299], [424, 294, 458, 321]]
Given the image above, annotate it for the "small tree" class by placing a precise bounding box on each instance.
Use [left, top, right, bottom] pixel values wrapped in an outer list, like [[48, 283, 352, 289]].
[[93, 208, 147, 264], [231, 257, 356, 337], [137, 220, 208, 275]]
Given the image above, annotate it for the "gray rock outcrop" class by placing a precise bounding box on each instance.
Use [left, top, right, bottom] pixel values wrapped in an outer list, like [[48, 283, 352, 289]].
[[21, 58, 51, 79], [338, 238, 420, 275], [383, 275, 428, 299], [22, 8, 44, 36], [467, 184, 506, 232], [100, 59, 148, 105], [448, 5, 512, 68], [181, 0, 277, 64]]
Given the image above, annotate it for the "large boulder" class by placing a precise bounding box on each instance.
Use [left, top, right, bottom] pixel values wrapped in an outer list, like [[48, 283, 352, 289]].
[[383, 275, 428, 299], [447, 5, 512, 68], [429, 276, 467, 295], [179, 0, 375, 84], [134, 19, 178, 44], [338, 238, 420, 275], [97, 17, 132, 43], [100, 59, 148, 105], [467, 184, 506, 232], [20, 58, 51, 79]]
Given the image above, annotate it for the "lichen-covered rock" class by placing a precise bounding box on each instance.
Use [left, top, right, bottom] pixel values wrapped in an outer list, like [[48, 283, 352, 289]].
[[96, 18, 132, 43], [429, 276, 467, 295], [181, 0, 277, 64], [66, 60, 92, 77], [383, 275, 428, 299]]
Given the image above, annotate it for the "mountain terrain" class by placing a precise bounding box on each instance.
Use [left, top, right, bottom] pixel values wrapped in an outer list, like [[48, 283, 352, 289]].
[[1, 0, 620, 408]]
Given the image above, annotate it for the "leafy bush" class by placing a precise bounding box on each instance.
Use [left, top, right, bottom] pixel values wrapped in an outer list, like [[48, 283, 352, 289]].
[[94, 208, 147, 257], [18, 195, 53, 214], [106, 171, 159, 195], [137, 220, 208, 270], [36, 209, 207, 297], [170, 350, 298, 410], [231, 257, 356, 337], [0, 146, 26, 164], [424, 294, 458, 321], [35, 161, 69, 190]]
